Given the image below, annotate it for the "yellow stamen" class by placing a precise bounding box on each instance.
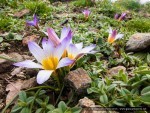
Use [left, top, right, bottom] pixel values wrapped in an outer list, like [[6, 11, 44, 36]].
[[42, 57, 58, 70], [62, 50, 67, 58], [68, 53, 75, 60]]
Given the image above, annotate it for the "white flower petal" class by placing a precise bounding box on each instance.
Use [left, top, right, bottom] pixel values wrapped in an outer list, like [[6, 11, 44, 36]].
[[75, 42, 83, 50], [37, 70, 53, 84], [28, 41, 45, 63], [115, 34, 124, 40], [57, 58, 74, 69], [13, 60, 42, 68], [67, 43, 80, 57], [80, 44, 96, 54]]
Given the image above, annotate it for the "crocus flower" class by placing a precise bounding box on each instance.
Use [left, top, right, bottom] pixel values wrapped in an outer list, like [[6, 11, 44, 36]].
[[46, 27, 72, 46], [14, 33, 74, 84], [82, 9, 91, 19], [114, 13, 126, 21], [107, 28, 124, 44], [118, 13, 126, 21], [26, 14, 39, 30], [46, 27, 96, 61]]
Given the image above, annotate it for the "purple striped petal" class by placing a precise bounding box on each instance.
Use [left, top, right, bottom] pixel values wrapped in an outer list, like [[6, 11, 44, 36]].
[[26, 21, 35, 26], [33, 14, 38, 26], [111, 30, 117, 38], [47, 28, 60, 46], [119, 13, 126, 21], [60, 27, 71, 41], [13, 60, 42, 68], [114, 14, 119, 19], [57, 58, 74, 69], [82, 9, 90, 18], [28, 41, 45, 63], [53, 31, 72, 60], [37, 70, 53, 84]]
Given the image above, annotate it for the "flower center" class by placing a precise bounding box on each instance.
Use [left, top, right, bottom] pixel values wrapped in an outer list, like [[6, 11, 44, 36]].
[[108, 36, 115, 43], [42, 57, 58, 70], [68, 53, 75, 60]]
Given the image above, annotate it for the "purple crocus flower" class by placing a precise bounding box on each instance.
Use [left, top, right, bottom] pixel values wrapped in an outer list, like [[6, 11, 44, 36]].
[[118, 13, 127, 21], [82, 9, 91, 19], [114, 13, 119, 20], [26, 14, 39, 30], [14, 32, 74, 84], [107, 27, 124, 43], [114, 12, 127, 21]]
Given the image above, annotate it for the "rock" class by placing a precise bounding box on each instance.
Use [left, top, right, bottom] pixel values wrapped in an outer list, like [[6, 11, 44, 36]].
[[108, 66, 126, 78], [126, 33, 150, 52], [65, 68, 92, 94], [79, 97, 95, 107]]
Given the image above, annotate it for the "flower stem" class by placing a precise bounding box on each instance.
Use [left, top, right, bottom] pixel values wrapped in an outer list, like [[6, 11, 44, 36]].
[[0, 55, 17, 62], [55, 83, 64, 106]]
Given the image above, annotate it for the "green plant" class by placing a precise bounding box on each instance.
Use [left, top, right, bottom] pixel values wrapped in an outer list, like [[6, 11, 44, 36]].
[[73, 0, 94, 7], [24, 1, 52, 15], [126, 18, 150, 32]]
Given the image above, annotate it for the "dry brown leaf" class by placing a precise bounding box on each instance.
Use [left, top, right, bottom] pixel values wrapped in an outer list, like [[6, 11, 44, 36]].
[[22, 35, 39, 46], [6, 80, 23, 105], [6, 77, 36, 105], [14, 9, 30, 18], [11, 67, 22, 76]]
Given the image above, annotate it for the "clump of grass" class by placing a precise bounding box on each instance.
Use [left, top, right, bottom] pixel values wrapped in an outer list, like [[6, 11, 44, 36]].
[[24, 1, 52, 15], [0, 17, 12, 31], [73, 0, 94, 7], [126, 18, 150, 32], [114, 0, 141, 11]]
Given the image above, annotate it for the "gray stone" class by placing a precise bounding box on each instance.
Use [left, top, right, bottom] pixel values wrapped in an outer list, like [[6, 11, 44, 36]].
[[108, 66, 126, 78], [65, 68, 92, 94], [126, 33, 150, 52]]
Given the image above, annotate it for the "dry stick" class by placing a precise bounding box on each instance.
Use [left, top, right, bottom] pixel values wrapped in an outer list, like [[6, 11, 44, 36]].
[[0, 55, 17, 62]]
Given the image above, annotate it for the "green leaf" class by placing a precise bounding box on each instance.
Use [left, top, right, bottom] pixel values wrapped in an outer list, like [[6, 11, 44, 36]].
[[147, 53, 150, 64], [36, 99, 43, 106], [46, 104, 55, 110], [107, 84, 117, 92], [113, 99, 126, 106], [11, 106, 22, 113], [87, 87, 99, 94], [27, 97, 35, 104], [99, 93, 108, 104], [71, 107, 82, 113], [19, 91, 27, 102], [20, 107, 30, 113], [48, 108, 62, 113], [140, 93, 150, 105], [0, 37, 3, 43], [35, 108, 43, 113], [141, 86, 150, 95], [14, 34, 22, 40], [58, 101, 67, 112]]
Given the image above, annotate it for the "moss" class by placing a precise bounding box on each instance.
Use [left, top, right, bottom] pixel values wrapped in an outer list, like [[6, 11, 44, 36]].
[[126, 18, 150, 32]]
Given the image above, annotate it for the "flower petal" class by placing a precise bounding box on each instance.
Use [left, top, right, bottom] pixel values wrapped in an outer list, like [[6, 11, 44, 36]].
[[26, 21, 35, 26], [60, 27, 71, 40], [53, 31, 72, 60], [80, 44, 96, 54], [57, 57, 74, 69], [37, 70, 53, 84], [47, 28, 60, 46], [13, 60, 42, 68], [67, 43, 80, 58], [115, 34, 124, 40], [75, 42, 83, 50], [28, 41, 45, 63], [33, 14, 38, 25]]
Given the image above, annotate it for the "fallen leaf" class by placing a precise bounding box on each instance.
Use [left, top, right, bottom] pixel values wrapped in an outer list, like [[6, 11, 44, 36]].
[[11, 67, 23, 76], [6, 80, 23, 105], [6, 77, 36, 105], [14, 9, 30, 18]]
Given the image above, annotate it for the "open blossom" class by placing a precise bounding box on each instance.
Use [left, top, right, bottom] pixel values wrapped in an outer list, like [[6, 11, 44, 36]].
[[82, 9, 91, 19], [114, 13, 126, 21], [107, 28, 124, 44], [14, 33, 74, 84], [26, 14, 39, 30], [46, 27, 96, 62]]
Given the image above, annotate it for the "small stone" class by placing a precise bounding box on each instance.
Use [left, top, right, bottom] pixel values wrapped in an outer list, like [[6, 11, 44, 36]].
[[65, 68, 92, 94], [8, 52, 23, 61], [126, 33, 150, 52], [108, 66, 126, 78], [79, 97, 95, 107]]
